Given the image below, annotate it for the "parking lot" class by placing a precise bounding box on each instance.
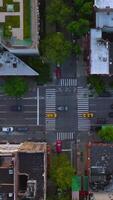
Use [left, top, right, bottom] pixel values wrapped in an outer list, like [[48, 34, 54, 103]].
[[89, 97, 113, 126], [0, 87, 39, 128]]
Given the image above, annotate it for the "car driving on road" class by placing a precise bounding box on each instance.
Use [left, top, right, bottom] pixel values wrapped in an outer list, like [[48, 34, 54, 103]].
[[10, 105, 23, 112], [57, 106, 68, 111], [82, 112, 94, 118], [2, 127, 14, 132], [46, 113, 57, 118]]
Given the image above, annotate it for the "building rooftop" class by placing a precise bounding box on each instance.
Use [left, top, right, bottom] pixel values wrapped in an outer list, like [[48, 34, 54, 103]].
[[96, 12, 113, 30], [0, 142, 47, 200], [90, 143, 113, 175], [0, 0, 39, 54], [90, 29, 109, 74], [18, 142, 47, 153], [0, 51, 39, 76], [92, 192, 113, 200], [0, 142, 46, 153], [89, 143, 113, 192], [94, 0, 113, 9], [19, 152, 44, 200]]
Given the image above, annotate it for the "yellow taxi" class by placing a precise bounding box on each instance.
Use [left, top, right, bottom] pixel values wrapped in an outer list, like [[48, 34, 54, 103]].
[[82, 112, 94, 118], [46, 113, 57, 118]]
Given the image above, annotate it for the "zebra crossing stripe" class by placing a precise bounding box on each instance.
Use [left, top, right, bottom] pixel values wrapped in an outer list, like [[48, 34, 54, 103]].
[[57, 132, 74, 140], [60, 79, 77, 86], [46, 88, 56, 131], [77, 86, 90, 131]]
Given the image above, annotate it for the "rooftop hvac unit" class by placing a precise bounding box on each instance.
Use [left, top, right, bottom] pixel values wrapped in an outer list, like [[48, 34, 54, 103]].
[[9, 193, 13, 197], [9, 169, 13, 175]]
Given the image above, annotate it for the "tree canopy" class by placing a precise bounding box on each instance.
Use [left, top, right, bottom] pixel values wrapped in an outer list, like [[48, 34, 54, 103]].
[[87, 75, 105, 95], [47, 0, 73, 26], [40, 32, 72, 64], [50, 154, 75, 190], [4, 77, 28, 97], [67, 19, 89, 37], [98, 126, 113, 142]]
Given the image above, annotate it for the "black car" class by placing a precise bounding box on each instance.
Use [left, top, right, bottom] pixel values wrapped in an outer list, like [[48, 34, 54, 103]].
[[11, 105, 23, 112], [16, 127, 29, 132], [109, 112, 113, 118]]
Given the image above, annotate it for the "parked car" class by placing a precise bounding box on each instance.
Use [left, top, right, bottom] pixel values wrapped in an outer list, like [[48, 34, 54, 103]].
[[111, 104, 113, 109], [56, 140, 62, 153], [2, 127, 14, 132], [57, 106, 68, 111], [11, 105, 23, 112], [82, 112, 94, 118], [55, 67, 61, 79], [16, 127, 29, 132], [96, 118, 106, 124], [46, 113, 57, 118], [109, 112, 113, 118]]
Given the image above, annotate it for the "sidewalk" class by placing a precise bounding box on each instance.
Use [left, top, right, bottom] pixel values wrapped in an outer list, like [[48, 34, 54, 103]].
[[76, 40, 90, 175]]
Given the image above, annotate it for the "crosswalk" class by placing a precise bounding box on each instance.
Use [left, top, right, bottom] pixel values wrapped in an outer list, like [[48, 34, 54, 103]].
[[57, 132, 74, 140], [59, 78, 77, 86], [45, 88, 56, 131], [77, 87, 90, 131]]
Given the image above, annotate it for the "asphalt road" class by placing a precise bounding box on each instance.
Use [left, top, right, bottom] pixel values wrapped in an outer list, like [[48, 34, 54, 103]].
[[89, 96, 113, 125], [56, 87, 77, 132]]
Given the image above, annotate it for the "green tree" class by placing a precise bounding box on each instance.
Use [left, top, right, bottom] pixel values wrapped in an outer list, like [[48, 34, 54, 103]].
[[87, 75, 105, 95], [50, 154, 75, 190], [80, 2, 93, 18], [4, 77, 28, 97], [20, 57, 51, 85], [98, 126, 113, 142], [47, 0, 73, 26], [40, 32, 72, 64], [67, 19, 89, 37], [72, 43, 82, 55]]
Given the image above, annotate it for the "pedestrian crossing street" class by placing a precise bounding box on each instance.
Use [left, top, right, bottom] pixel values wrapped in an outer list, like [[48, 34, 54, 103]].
[[45, 88, 56, 131], [59, 78, 77, 86], [77, 87, 90, 131], [57, 132, 74, 140]]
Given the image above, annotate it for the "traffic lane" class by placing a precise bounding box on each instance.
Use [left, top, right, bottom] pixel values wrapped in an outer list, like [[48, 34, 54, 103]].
[[56, 94, 76, 131], [89, 97, 113, 125], [0, 98, 37, 125], [56, 112, 75, 131]]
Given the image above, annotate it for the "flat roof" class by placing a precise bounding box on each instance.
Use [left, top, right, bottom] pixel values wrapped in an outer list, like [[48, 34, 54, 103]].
[[93, 192, 113, 200], [90, 143, 113, 175], [94, 0, 113, 9], [0, 51, 39, 76], [19, 152, 44, 200], [96, 12, 113, 29], [18, 142, 47, 153], [0, 142, 47, 153], [90, 29, 109, 74]]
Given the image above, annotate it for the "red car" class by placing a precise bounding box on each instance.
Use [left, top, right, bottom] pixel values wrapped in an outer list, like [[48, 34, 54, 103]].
[[56, 140, 62, 153], [55, 67, 61, 79]]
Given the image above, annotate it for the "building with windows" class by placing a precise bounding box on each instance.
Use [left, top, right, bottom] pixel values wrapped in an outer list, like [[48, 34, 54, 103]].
[[0, 142, 47, 200], [0, 0, 40, 55], [90, 0, 113, 74]]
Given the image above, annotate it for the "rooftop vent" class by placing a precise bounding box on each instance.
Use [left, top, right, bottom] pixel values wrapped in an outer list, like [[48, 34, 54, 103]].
[[8, 193, 13, 197], [9, 169, 13, 175], [13, 62, 17, 68]]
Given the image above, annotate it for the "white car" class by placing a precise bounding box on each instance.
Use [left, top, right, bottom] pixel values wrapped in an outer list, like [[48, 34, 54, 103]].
[[2, 127, 14, 132]]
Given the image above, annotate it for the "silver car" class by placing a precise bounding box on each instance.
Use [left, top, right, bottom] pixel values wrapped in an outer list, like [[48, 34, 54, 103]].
[[57, 106, 68, 111]]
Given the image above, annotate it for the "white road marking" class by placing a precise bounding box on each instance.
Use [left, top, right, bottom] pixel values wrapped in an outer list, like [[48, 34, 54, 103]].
[[37, 87, 39, 125]]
